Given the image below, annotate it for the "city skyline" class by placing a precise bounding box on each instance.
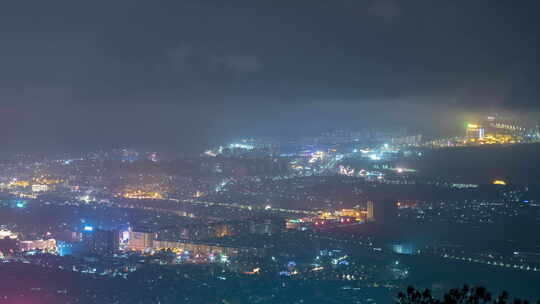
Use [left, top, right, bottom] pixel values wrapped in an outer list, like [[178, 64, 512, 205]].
[[2, 1, 540, 303]]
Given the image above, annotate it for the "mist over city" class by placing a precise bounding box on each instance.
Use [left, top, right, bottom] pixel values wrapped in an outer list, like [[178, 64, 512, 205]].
[[1, 1, 540, 304]]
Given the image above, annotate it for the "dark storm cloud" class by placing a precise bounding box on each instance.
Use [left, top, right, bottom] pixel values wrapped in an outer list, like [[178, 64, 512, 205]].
[[164, 43, 262, 82], [0, 0, 539, 151], [369, 0, 401, 21]]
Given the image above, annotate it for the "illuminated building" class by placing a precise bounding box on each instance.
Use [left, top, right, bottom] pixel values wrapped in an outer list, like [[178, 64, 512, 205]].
[[285, 219, 312, 231], [214, 223, 233, 238], [54, 230, 82, 243], [306, 209, 366, 229], [337, 209, 365, 222], [339, 216, 357, 224], [367, 201, 375, 222], [0, 229, 18, 239], [367, 199, 397, 223], [165, 221, 241, 241], [491, 122, 526, 133], [463, 116, 528, 146], [369, 154, 381, 161], [78, 194, 95, 203], [83, 229, 121, 254], [466, 123, 485, 140], [120, 149, 139, 162], [229, 142, 255, 150], [309, 151, 326, 163], [390, 134, 423, 146], [339, 165, 355, 176], [8, 180, 30, 188], [340, 209, 360, 218], [121, 190, 164, 200], [248, 218, 284, 236], [286, 219, 300, 230], [126, 229, 155, 252], [33, 177, 62, 185], [56, 241, 88, 257], [32, 184, 49, 192], [152, 239, 264, 259], [19, 239, 56, 252], [319, 211, 336, 220]]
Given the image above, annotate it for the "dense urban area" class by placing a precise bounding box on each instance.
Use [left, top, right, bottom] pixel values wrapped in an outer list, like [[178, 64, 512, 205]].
[[2, 114, 540, 303], [3, 1, 540, 303]]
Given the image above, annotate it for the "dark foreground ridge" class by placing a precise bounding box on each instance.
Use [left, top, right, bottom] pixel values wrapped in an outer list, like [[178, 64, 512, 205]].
[[398, 285, 540, 304]]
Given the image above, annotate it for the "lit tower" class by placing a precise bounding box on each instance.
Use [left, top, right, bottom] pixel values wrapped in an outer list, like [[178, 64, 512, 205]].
[[367, 199, 398, 223], [466, 123, 485, 140], [367, 201, 375, 222]]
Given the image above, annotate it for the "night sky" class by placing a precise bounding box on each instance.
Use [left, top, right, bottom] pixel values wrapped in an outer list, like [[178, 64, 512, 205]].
[[1, 0, 539, 152]]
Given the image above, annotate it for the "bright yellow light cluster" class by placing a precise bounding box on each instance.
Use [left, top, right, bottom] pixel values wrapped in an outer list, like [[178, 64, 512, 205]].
[[33, 177, 62, 185], [319, 211, 335, 219], [122, 190, 164, 199], [493, 180, 507, 186], [244, 267, 261, 275], [154, 247, 184, 254], [465, 133, 519, 145], [0, 229, 18, 239], [480, 134, 516, 145], [317, 209, 365, 221], [340, 209, 361, 218], [9, 180, 30, 187]]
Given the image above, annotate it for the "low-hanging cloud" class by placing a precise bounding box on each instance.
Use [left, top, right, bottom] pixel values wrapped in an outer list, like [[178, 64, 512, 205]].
[[166, 43, 262, 76]]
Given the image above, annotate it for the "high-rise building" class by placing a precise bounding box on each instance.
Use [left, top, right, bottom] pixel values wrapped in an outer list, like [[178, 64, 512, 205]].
[[83, 228, 120, 254], [152, 239, 265, 259], [248, 217, 284, 236], [214, 223, 233, 238], [466, 124, 485, 140], [367, 199, 397, 223], [126, 229, 155, 252], [367, 201, 375, 222]]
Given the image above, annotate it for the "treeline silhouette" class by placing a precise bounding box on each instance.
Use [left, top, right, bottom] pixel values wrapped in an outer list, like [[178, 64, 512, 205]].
[[397, 285, 539, 304]]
